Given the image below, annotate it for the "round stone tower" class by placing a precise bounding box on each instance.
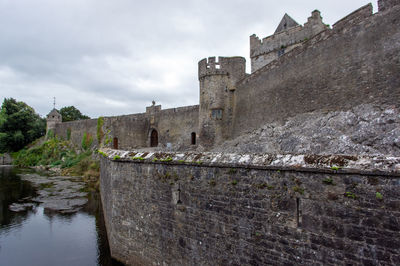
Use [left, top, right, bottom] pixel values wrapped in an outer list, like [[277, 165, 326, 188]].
[[198, 56, 246, 148], [46, 108, 62, 136]]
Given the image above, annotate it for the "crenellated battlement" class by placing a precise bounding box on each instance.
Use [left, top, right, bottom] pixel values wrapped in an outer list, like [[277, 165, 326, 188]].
[[250, 10, 328, 72], [198, 56, 246, 81]]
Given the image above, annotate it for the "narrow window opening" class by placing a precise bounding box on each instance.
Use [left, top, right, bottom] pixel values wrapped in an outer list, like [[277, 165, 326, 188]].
[[215, 64, 221, 69], [177, 183, 182, 204], [113, 137, 118, 149], [191, 132, 196, 145], [296, 198, 301, 227]]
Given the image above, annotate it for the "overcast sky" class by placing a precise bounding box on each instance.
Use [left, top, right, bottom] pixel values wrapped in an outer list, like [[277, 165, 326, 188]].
[[0, 0, 378, 118]]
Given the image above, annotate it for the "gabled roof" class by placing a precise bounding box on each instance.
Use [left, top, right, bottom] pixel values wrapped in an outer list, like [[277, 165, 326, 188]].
[[47, 108, 61, 117], [274, 13, 299, 34]]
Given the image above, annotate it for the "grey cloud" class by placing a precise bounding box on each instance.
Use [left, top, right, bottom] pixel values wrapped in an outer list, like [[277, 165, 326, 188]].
[[0, 0, 377, 118]]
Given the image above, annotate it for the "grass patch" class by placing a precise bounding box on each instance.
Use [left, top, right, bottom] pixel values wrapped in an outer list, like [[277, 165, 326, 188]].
[[376, 192, 383, 200], [322, 178, 335, 185], [293, 186, 304, 195], [344, 192, 356, 199]]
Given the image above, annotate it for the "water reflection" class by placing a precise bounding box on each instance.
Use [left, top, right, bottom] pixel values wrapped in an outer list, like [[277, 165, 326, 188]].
[[0, 166, 37, 228], [0, 166, 123, 266]]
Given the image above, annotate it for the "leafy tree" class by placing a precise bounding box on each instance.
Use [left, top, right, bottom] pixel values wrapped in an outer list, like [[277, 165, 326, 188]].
[[59, 106, 90, 122], [0, 98, 46, 152]]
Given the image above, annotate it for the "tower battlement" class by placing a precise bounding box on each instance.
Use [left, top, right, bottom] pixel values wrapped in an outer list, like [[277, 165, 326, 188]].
[[250, 10, 328, 73], [198, 56, 246, 82]]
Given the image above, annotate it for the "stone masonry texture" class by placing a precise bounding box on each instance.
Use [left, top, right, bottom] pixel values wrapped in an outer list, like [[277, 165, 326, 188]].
[[100, 149, 400, 266], [233, 4, 400, 139]]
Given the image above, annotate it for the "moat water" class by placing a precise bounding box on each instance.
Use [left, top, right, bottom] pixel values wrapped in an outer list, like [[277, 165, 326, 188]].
[[0, 166, 123, 266]]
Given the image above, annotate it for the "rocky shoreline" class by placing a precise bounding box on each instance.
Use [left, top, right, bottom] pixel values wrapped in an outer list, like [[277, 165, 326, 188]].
[[9, 170, 89, 214]]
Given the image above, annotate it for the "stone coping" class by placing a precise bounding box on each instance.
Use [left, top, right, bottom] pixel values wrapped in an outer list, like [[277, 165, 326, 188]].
[[99, 148, 400, 177]]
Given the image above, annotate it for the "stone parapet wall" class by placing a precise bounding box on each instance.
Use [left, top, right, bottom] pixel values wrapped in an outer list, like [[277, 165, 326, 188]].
[[100, 149, 400, 265]]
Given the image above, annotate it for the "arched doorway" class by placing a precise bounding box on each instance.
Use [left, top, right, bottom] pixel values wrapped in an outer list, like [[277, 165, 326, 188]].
[[150, 129, 158, 147], [113, 137, 118, 149], [191, 132, 196, 145]]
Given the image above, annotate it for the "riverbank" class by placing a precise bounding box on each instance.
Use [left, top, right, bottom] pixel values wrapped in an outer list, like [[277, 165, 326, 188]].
[[11, 136, 100, 191], [8, 168, 89, 214]]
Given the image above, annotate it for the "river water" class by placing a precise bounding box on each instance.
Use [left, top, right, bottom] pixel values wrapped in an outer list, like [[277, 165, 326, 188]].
[[0, 166, 123, 266]]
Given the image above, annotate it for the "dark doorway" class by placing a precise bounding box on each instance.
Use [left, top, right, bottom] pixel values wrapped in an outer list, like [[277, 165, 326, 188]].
[[191, 132, 196, 145], [150, 130, 158, 147], [113, 137, 118, 149]]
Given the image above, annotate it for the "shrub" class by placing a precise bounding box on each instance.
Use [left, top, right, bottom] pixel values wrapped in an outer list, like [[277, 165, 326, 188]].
[[66, 128, 71, 140], [81, 132, 93, 150], [97, 117, 104, 145]]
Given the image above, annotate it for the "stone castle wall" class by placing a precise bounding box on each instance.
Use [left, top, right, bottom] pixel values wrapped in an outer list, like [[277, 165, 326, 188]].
[[233, 3, 400, 139], [100, 149, 400, 265], [54, 105, 199, 150]]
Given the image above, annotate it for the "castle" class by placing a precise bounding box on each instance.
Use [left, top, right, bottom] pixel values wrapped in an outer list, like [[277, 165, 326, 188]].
[[47, 0, 400, 154], [48, 1, 400, 265]]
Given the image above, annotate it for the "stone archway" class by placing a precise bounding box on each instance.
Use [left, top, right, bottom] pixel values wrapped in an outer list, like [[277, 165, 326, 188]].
[[150, 129, 158, 147], [191, 132, 196, 145]]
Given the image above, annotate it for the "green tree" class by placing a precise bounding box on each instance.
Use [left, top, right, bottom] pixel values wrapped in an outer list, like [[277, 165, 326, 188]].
[[0, 98, 46, 152], [59, 106, 90, 122]]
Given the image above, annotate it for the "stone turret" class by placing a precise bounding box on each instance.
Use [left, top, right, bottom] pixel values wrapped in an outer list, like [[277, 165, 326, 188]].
[[198, 56, 246, 148], [250, 10, 328, 73], [46, 108, 62, 136]]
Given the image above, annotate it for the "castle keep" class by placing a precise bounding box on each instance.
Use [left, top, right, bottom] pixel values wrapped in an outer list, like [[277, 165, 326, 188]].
[[50, 1, 400, 265]]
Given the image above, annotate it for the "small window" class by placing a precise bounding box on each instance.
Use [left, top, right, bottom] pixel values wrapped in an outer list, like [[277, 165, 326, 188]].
[[211, 109, 223, 120], [215, 64, 220, 69], [113, 137, 118, 149], [191, 132, 196, 145]]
